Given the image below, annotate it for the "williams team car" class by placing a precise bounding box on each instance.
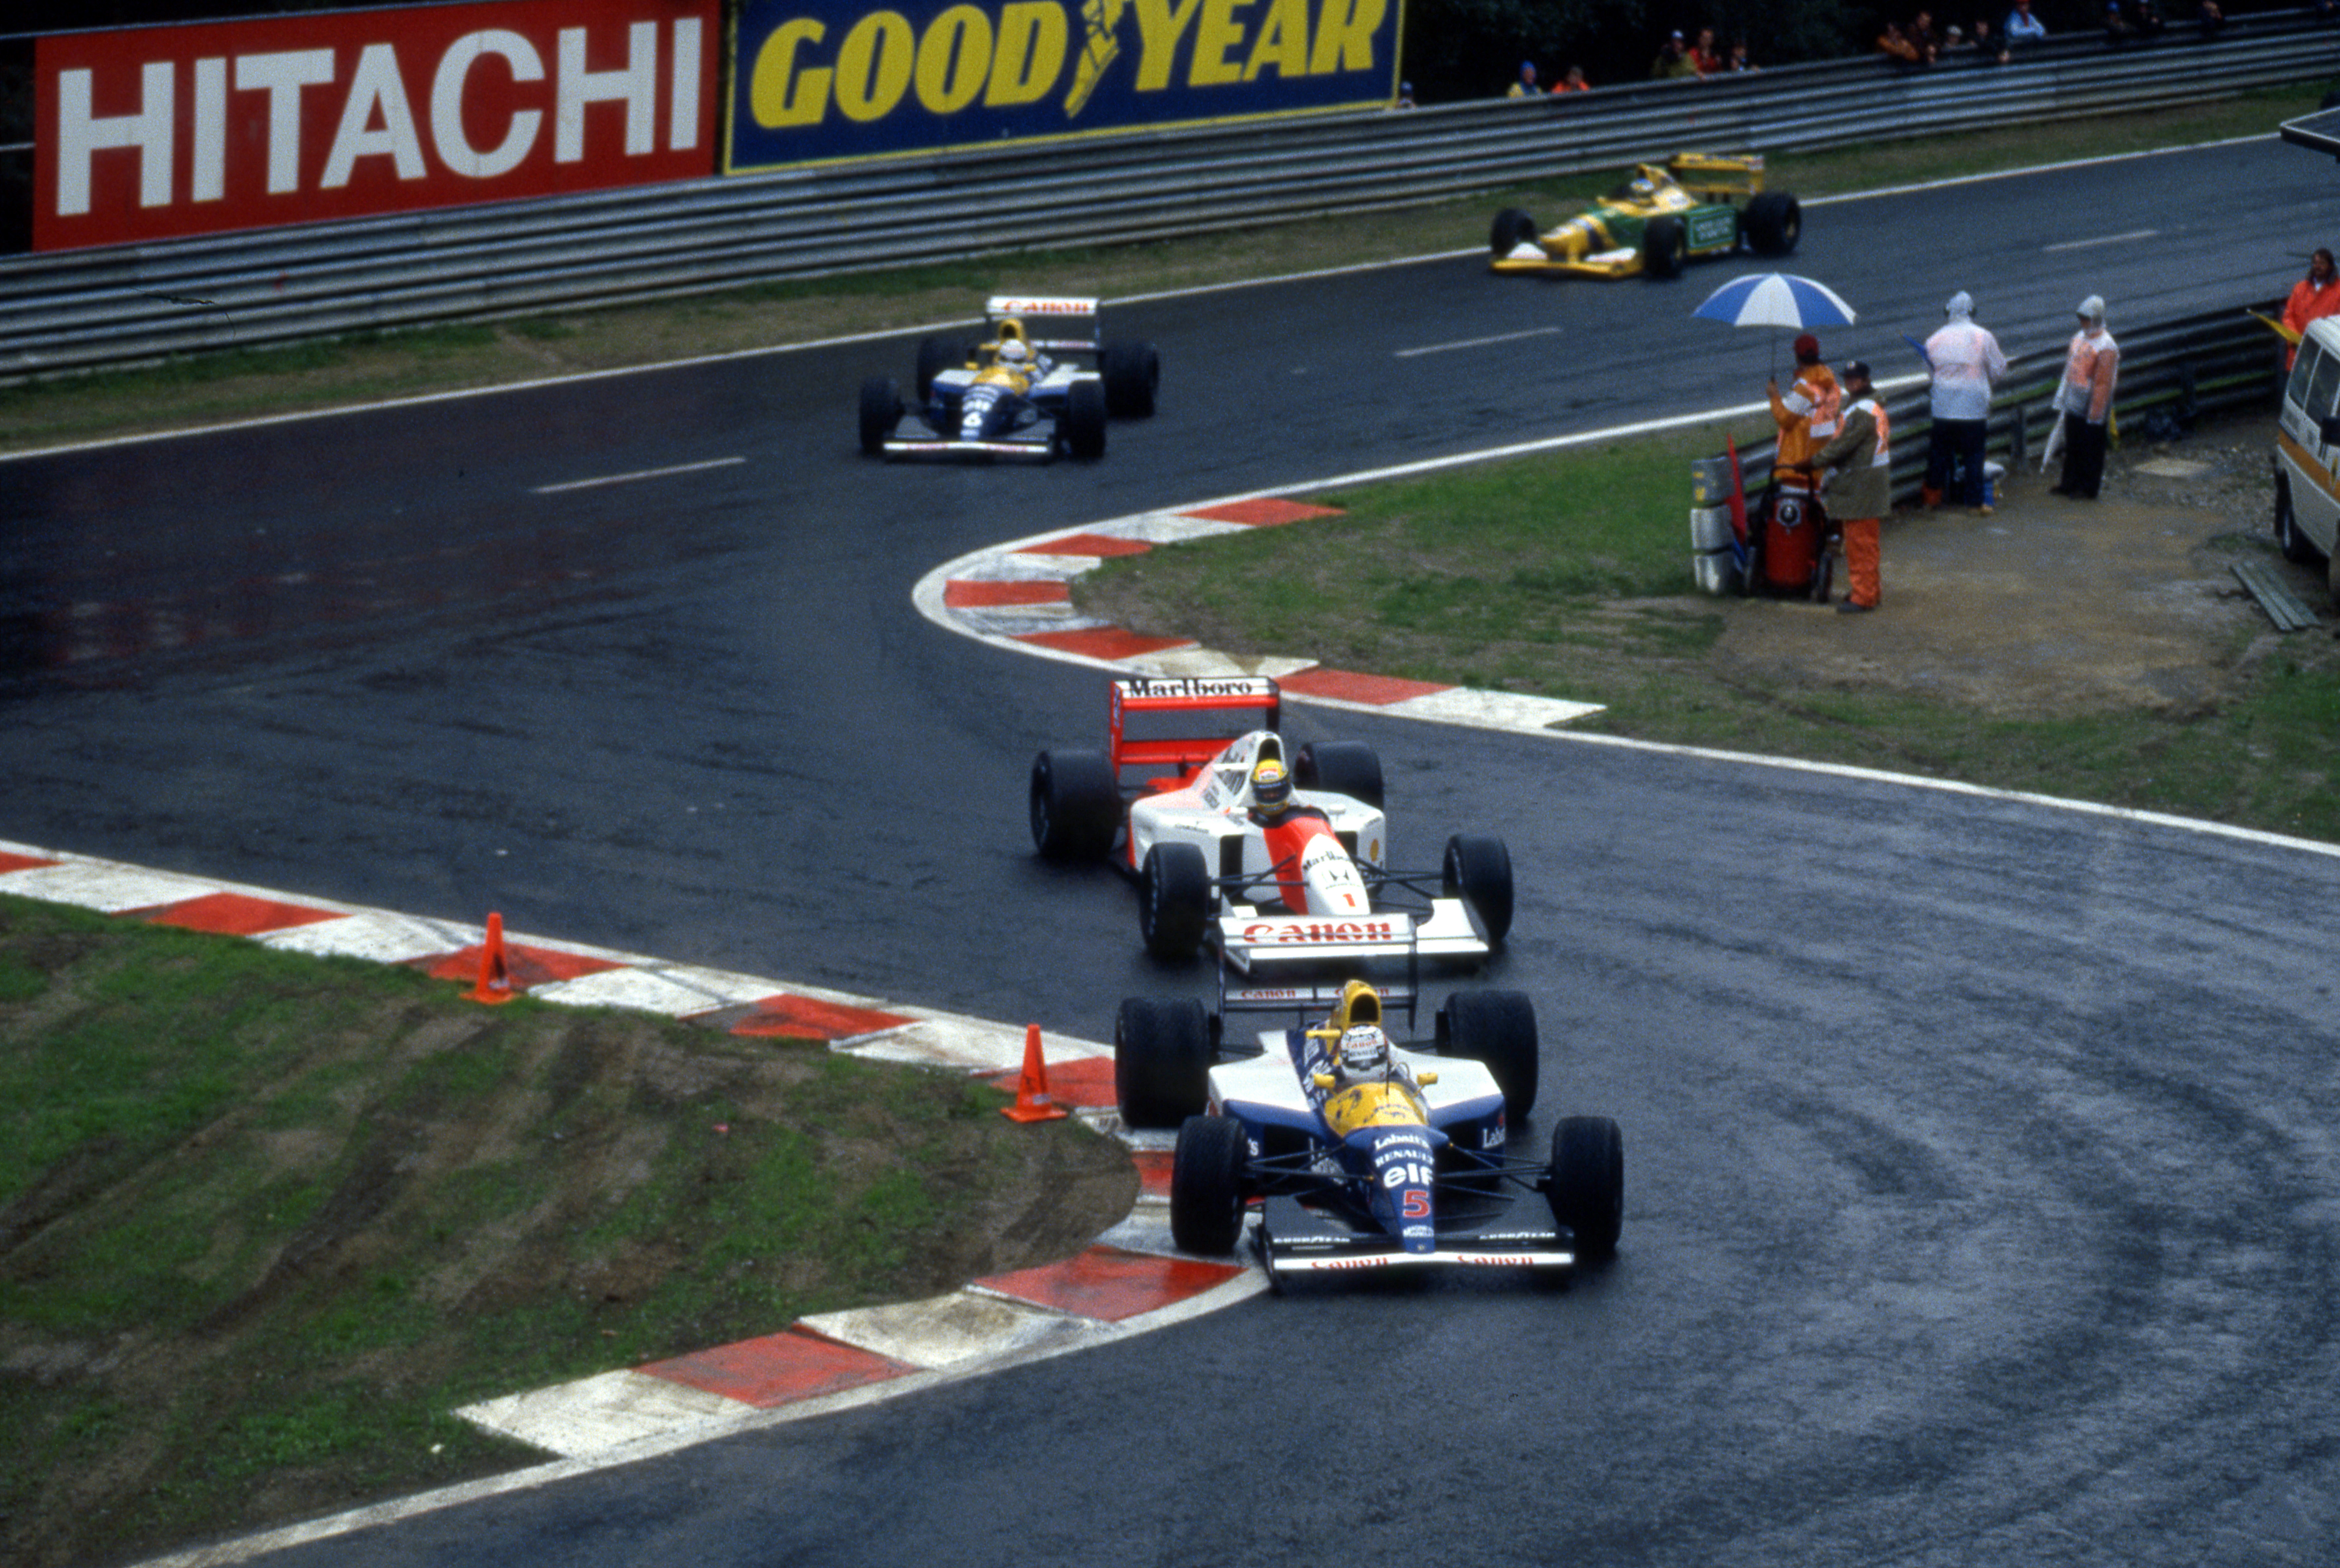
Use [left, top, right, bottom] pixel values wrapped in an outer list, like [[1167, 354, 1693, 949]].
[[1118, 974, 1624, 1283], [859, 295, 1160, 462], [1029, 676, 1515, 963], [1489, 153, 1800, 280]]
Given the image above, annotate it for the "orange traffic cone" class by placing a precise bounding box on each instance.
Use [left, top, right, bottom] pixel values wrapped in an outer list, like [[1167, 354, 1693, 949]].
[[467, 911, 515, 1005], [1001, 1024, 1068, 1123]]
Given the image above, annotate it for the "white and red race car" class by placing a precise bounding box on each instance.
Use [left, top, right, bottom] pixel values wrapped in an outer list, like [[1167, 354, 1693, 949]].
[[1028, 676, 1515, 963]]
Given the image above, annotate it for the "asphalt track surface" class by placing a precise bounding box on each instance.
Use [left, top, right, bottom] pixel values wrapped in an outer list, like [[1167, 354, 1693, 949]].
[[8, 140, 2340, 1565]]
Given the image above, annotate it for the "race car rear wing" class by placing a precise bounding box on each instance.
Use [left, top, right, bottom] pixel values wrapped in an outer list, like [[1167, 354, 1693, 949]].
[[1109, 675, 1281, 783], [988, 295, 1101, 355], [1666, 152, 1764, 199]]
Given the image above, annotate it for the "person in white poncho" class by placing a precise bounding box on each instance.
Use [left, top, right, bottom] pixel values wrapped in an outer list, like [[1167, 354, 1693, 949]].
[[1922, 291, 2008, 514]]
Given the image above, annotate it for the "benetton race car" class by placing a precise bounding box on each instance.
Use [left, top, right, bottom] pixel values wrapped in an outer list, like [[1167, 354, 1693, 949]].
[[858, 295, 1160, 462], [1029, 676, 1514, 963], [1489, 153, 1800, 280], [1118, 975, 1623, 1282]]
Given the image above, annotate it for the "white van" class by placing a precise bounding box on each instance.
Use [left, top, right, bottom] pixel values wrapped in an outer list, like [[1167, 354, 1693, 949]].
[[2272, 314, 2340, 605]]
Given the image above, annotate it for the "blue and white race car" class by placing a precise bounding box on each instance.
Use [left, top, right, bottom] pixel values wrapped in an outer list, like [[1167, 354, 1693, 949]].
[[1118, 964, 1624, 1285], [858, 295, 1159, 462]]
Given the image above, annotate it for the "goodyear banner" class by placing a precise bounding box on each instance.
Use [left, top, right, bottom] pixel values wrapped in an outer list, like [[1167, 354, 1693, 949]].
[[725, 0, 1401, 171]]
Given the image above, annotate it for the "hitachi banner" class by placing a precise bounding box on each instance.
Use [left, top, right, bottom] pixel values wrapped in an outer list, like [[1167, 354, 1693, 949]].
[[35, 0, 718, 252], [726, 0, 1401, 172]]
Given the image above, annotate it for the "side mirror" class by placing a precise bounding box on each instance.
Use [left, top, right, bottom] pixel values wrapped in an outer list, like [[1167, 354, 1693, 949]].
[[1311, 1073, 1337, 1090], [2319, 414, 2340, 445], [1416, 1070, 1439, 1086]]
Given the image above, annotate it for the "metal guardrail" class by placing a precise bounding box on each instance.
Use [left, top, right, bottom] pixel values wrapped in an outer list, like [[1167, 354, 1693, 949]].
[[3, 17, 2337, 378]]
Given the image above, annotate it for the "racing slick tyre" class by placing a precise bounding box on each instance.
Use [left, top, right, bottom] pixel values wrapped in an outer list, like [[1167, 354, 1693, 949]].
[[1745, 192, 1801, 257], [1101, 341, 1161, 417], [858, 377, 902, 456], [1294, 741, 1384, 810], [1170, 1114, 1249, 1254], [1436, 989, 1538, 1119], [1442, 832, 1515, 946], [1114, 995, 1213, 1127], [1139, 842, 1211, 959], [1548, 1115, 1624, 1258], [1489, 208, 1540, 258], [1641, 216, 1687, 280], [2276, 476, 2321, 565], [1030, 749, 1121, 860], [915, 336, 966, 401], [1065, 379, 1109, 460]]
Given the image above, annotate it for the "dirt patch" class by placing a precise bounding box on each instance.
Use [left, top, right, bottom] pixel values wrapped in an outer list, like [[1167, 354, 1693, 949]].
[[1717, 417, 2329, 718]]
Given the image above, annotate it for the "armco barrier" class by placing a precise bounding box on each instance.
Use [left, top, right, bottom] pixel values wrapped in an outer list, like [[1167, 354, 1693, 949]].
[[1695, 297, 2288, 591], [3, 17, 2337, 378]]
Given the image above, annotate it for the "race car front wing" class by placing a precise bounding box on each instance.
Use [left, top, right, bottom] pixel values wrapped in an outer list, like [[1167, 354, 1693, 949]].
[[1254, 1194, 1577, 1277]]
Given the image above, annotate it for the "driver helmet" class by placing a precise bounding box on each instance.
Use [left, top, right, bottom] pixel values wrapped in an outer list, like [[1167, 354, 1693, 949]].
[[1629, 176, 1656, 200], [1251, 757, 1292, 813], [1339, 1024, 1390, 1076], [999, 339, 1030, 366]]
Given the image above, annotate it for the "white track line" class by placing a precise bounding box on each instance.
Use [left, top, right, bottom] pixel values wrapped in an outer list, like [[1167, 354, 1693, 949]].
[[1395, 326, 1565, 358], [532, 456, 745, 493], [2044, 228, 2161, 253]]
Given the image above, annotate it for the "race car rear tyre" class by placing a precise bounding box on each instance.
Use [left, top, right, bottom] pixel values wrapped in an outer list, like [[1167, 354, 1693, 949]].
[[1170, 1114, 1249, 1254], [1437, 989, 1538, 1119], [915, 336, 965, 401], [1489, 208, 1539, 258], [858, 377, 901, 456], [1102, 341, 1161, 417], [1294, 741, 1384, 811], [1745, 192, 1801, 257], [1139, 842, 1211, 959], [2276, 476, 2321, 565], [1066, 379, 1109, 460], [1115, 995, 1212, 1127], [1642, 216, 1687, 280], [1442, 832, 1515, 946], [1030, 749, 1121, 860], [1548, 1115, 1624, 1258]]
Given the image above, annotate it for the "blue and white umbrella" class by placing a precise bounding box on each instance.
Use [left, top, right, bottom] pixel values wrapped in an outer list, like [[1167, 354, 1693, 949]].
[[1691, 272, 1858, 329]]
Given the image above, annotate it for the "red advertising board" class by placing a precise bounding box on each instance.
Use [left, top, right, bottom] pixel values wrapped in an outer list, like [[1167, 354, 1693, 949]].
[[35, 0, 719, 252]]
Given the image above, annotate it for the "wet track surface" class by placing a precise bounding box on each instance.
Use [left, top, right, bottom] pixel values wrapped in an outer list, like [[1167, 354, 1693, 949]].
[[7, 140, 2340, 1563]]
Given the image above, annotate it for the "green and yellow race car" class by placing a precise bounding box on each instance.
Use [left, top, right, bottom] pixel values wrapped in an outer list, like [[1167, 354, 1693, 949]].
[[1489, 154, 1801, 280]]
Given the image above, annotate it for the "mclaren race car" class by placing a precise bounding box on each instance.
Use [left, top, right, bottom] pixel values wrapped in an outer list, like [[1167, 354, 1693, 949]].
[[1489, 153, 1800, 280], [1029, 676, 1514, 963], [1118, 975, 1624, 1283], [858, 295, 1160, 462]]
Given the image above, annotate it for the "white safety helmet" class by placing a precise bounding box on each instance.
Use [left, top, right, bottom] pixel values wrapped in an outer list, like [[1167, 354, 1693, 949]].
[[2076, 294, 2106, 323], [1944, 290, 1973, 319], [1339, 1024, 1390, 1075], [1000, 339, 1030, 364]]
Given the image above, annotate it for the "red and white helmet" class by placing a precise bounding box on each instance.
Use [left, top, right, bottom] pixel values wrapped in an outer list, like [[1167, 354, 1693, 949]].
[[1339, 1024, 1389, 1075]]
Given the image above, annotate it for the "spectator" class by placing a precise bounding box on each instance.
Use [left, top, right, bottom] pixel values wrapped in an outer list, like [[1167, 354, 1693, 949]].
[[2135, 0, 2167, 39], [1691, 26, 1724, 74], [1923, 291, 2009, 513], [1507, 60, 1540, 96], [1653, 31, 1698, 77], [1393, 80, 1417, 108], [1769, 332, 1843, 485], [1943, 22, 1967, 49], [2282, 248, 2340, 369], [1554, 65, 1592, 91], [2316, 0, 2338, 22], [2007, 0, 2048, 49], [1972, 17, 2011, 60], [2104, 0, 2134, 46], [1813, 360, 1890, 614], [2196, 0, 2223, 38], [1910, 10, 1943, 59], [1879, 21, 1926, 65], [1726, 39, 1759, 69], [2052, 295, 2119, 501]]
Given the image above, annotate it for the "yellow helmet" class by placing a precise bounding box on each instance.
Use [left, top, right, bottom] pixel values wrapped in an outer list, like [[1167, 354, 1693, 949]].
[[1251, 757, 1291, 812]]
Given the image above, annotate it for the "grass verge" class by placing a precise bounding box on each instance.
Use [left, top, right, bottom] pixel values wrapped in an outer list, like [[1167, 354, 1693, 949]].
[[0, 895, 1131, 1568], [0, 87, 2318, 455]]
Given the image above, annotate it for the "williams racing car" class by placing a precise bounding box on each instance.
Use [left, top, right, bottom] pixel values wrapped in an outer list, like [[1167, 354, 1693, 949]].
[[1029, 675, 1515, 963], [1489, 153, 1800, 280], [858, 295, 1160, 462], [1118, 974, 1624, 1282]]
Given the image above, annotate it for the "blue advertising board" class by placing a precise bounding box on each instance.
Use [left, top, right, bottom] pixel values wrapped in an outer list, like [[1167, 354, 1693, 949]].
[[725, 0, 1402, 171]]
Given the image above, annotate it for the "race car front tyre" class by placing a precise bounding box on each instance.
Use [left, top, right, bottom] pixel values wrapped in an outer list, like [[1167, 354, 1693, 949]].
[[1030, 749, 1121, 859], [2276, 476, 2321, 565], [1101, 341, 1161, 417], [915, 336, 966, 401], [1745, 192, 1801, 257], [1294, 741, 1384, 811], [1642, 216, 1686, 280], [1437, 988, 1538, 1119], [1115, 995, 1212, 1127], [1443, 832, 1514, 945], [1139, 843, 1211, 959], [1489, 208, 1539, 258], [858, 377, 901, 456], [1548, 1115, 1624, 1258], [1066, 379, 1108, 460], [1170, 1114, 1249, 1254]]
